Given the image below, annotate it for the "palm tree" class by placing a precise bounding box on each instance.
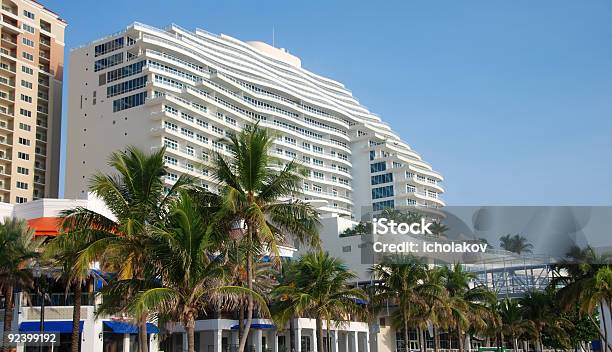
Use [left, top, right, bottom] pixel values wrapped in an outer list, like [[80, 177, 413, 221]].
[[44, 230, 102, 352], [61, 146, 193, 352], [519, 290, 571, 352], [438, 265, 497, 352], [273, 252, 366, 352], [212, 124, 320, 352], [497, 299, 528, 352], [558, 266, 612, 352], [127, 193, 263, 352], [371, 256, 442, 352], [554, 246, 612, 351], [0, 217, 42, 350], [499, 234, 533, 254]]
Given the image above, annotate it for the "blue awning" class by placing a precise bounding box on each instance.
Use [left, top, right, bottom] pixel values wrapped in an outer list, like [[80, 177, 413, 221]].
[[20, 321, 84, 333], [231, 323, 274, 330], [103, 321, 159, 334], [354, 298, 367, 305]]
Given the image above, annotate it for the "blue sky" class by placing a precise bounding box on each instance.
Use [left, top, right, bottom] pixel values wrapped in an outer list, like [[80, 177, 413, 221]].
[[48, 0, 612, 205]]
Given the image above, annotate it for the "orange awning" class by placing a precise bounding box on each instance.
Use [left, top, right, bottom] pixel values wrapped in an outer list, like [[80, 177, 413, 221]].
[[27, 217, 61, 237]]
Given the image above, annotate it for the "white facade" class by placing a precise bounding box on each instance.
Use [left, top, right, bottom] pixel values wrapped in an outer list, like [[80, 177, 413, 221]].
[[64, 22, 444, 221]]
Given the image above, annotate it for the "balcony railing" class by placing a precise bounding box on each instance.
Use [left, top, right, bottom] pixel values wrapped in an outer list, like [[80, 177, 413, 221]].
[[25, 293, 95, 307]]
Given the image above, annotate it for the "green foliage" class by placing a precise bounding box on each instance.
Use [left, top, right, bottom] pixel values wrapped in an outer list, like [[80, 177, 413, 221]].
[[499, 234, 533, 254]]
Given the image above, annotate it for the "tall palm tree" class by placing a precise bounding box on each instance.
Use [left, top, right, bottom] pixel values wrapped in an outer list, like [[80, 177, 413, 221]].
[[497, 299, 528, 352], [553, 246, 612, 351], [519, 290, 571, 352], [371, 256, 442, 352], [44, 230, 102, 352], [273, 252, 366, 352], [127, 193, 263, 352], [558, 266, 612, 352], [212, 124, 320, 352], [439, 265, 497, 352], [61, 146, 193, 352], [499, 234, 533, 254], [0, 217, 42, 351]]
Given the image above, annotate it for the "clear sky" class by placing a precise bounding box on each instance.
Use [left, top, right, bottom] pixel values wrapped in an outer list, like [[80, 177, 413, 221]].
[[47, 0, 612, 205]]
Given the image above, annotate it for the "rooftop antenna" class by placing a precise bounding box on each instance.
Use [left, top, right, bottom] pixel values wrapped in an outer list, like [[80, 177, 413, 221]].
[[272, 25, 275, 47]]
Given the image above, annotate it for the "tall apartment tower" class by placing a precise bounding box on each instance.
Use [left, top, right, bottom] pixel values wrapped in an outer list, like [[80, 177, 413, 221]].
[[0, 0, 66, 204], [65, 23, 444, 219]]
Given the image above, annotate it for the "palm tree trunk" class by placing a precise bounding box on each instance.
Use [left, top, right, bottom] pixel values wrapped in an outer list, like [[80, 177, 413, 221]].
[[138, 314, 149, 352], [326, 318, 331, 352], [433, 326, 439, 352], [457, 327, 464, 352], [602, 301, 609, 352], [186, 316, 196, 352], [71, 281, 82, 352], [404, 319, 410, 352], [239, 226, 255, 352], [316, 318, 323, 352], [239, 303, 245, 344], [2, 285, 15, 352], [500, 332, 504, 350]]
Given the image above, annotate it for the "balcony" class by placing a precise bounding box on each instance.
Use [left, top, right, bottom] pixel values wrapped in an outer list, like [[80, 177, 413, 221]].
[[1, 16, 21, 34], [0, 47, 16, 59], [1, 34, 16, 48], [0, 62, 16, 74], [39, 50, 50, 62], [0, 75, 14, 88], [38, 77, 49, 87]]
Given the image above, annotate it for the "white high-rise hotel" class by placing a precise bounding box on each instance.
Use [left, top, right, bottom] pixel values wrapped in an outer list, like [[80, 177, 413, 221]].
[[65, 22, 444, 219]]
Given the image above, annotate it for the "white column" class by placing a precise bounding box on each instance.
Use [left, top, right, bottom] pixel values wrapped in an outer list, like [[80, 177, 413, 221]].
[[295, 323, 302, 352], [311, 329, 317, 352], [150, 333, 160, 352], [332, 331, 339, 352], [123, 334, 131, 352], [343, 333, 349, 352], [272, 331, 278, 352], [182, 332, 188, 352], [214, 329, 223, 352], [352, 332, 359, 352], [254, 329, 263, 352]]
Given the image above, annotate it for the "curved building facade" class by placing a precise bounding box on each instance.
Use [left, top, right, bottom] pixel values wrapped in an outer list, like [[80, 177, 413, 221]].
[[65, 22, 444, 219]]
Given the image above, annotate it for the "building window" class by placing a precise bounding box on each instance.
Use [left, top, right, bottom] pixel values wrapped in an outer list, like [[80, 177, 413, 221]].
[[19, 123, 31, 131], [21, 80, 33, 89], [164, 156, 178, 166], [22, 38, 35, 47], [164, 137, 178, 150], [372, 185, 394, 199], [369, 150, 376, 161], [370, 161, 386, 173], [20, 94, 32, 103], [20, 109, 32, 117], [22, 52, 34, 61], [106, 60, 146, 83], [17, 152, 29, 160], [18, 137, 31, 146], [16, 196, 28, 204], [22, 66, 33, 75], [373, 200, 395, 211], [94, 53, 123, 72], [17, 167, 29, 175], [406, 185, 416, 193], [23, 10, 35, 19], [112, 92, 146, 112], [106, 76, 147, 98], [22, 24, 35, 33], [94, 37, 124, 57], [371, 173, 393, 185], [16, 181, 28, 190]]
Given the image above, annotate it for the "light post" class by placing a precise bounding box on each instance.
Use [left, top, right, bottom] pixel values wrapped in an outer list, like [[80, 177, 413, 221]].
[[33, 264, 46, 352]]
